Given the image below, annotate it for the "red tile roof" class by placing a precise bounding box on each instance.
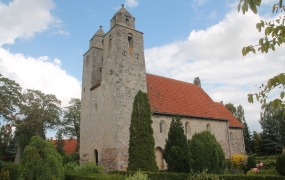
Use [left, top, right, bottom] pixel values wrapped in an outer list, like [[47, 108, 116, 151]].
[[146, 74, 243, 128], [52, 139, 77, 154]]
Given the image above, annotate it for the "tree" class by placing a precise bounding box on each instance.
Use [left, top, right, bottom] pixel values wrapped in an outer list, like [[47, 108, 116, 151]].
[[62, 98, 80, 151], [55, 129, 65, 155], [0, 74, 23, 122], [238, 0, 285, 110], [252, 131, 262, 154], [188, 130, 225, 174], [127, 90, 158, 171], [0, 124, 13, 156], [260, 103, 283, 154], [163, 116, 190, 173], [225, 103, 252, 153], [18, 136, 64, 180], [225, 103, 237, 117]]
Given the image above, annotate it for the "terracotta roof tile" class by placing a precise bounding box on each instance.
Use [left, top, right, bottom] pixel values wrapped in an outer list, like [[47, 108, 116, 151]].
[[52, 139, 77, 154], [146, 74, 243, 128]]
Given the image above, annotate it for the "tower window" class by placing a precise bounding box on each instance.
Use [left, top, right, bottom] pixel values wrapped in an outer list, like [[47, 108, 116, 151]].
[[126, 18, 129, 25], [206, 123, 211, 132], [127, 33, 133, 48], [185, 122, 190, 134], [108, 34, 112, 50]]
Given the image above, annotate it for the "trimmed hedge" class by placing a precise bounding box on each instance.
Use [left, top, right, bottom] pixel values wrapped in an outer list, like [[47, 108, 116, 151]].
[[3, 163, 20, 180], [65, 170, 125, 180], [110, 171, 285, 180]]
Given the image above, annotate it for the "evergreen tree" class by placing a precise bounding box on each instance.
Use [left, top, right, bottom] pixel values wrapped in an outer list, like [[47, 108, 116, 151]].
[[55, 129, 65, 155], [18, 136, 64, 180], [188, 130, 225, 174], [252, 131, 262, 154], [163, 116, 190, 173], [127, 90, 158, 171], [260, 104, 282, 154]]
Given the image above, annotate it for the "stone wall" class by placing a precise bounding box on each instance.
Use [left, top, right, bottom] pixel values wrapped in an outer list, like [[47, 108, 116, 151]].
[[152, 114, 233, 158], [229, 128, 245, 155]]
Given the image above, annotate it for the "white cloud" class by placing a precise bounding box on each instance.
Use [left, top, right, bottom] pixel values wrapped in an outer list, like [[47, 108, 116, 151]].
[[0, 48, 81, 107], [53, 58, 61, 66], [125, 0, 139, 8], [0, 0, 81, 107], [145, 10, 285, 132], [0, 0, 61, 46], [58, 30, 70, 36]]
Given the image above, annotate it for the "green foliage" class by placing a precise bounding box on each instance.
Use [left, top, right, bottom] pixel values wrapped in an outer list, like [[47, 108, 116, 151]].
[[62, 98, 81, 151], [0, 168, 10, 180], [245, 155, 257, 173], [237, 1, 285, 109], [276, 154, 285, 176], [188, 169, 220, 180], [65, 170, 124, 180], [253, 131, 263, 154], [125, 170, 148, 180], [18, 136, 64, 180], [0, 74, 23, 122], [260, 104, 283, 154], [188, 130, 226, 174], [163, 116, 190, 173], [74, 161, 104, 173], [3, 163, 19, 180], [128, 90, 158, 172], [64, 162, 77, 171], [55, 129, 65, 155]]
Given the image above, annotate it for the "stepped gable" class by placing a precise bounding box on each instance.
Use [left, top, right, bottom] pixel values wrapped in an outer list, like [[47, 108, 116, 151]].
[[214, 102, 243, 128], [146, 73, 243, 128]]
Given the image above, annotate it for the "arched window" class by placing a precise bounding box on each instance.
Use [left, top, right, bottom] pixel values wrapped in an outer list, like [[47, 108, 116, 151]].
[[206, 123, 211, 132], [127, 33, 133, 48], [230, 132, 234, 141], [159, 120, 166, 133], [126, 18, 129, 25], [185, 122, 190, 134], [155, 147, 164, 170], [94, 149, 98, 165]]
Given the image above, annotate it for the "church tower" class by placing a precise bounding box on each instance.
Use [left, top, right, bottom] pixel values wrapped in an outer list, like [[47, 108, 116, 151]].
[[80, 5, 147, 171]]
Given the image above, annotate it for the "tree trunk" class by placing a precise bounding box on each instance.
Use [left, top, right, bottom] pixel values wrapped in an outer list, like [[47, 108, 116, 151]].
[[14, 145, 21, 164]]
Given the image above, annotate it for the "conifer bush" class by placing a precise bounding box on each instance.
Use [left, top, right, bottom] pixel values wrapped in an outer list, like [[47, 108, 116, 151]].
[[188, 130, 225, 174], [18, 136, 64, 180], [163, 116, 190, 173], [128, 90, 158, 171], [276, 154, 285, 176]]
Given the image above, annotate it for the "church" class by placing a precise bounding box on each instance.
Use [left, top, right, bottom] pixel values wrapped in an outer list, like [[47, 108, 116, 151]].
[[80, 5, 245, 171]]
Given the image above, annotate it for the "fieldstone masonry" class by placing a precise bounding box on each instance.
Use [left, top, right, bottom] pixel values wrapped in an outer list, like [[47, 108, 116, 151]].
[[80, 5, 245, 171]]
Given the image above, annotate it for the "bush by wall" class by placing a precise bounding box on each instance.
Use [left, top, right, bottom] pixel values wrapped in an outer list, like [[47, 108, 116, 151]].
[[276, 154, 285, 176], [188, 130, 226, 174], [3, 163, 19, 180], [18, 136, 64, 180]]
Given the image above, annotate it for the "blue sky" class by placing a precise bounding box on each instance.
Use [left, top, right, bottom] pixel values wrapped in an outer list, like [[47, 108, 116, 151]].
[[0, 0, 284, 137]]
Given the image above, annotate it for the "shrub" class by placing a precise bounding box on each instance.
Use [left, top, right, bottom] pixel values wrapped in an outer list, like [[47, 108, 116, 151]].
[[74, 161, 104, 173], [125, 170, 148, 180], [0, 168, 10, 180], [3, 163, 19, 180], [18, 136, 64, 180], [188, 169, 220, 180], [244, 155, 256, 173], [65, 162, 78, 171], [188, 130, 226, 174], [276, 154, 285, 176], [163, 116, 190, 173], [230, 154, 247, 172]]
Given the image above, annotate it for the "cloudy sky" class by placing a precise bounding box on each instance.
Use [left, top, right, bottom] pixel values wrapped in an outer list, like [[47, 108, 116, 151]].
[[0, 0, 284, 137]]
